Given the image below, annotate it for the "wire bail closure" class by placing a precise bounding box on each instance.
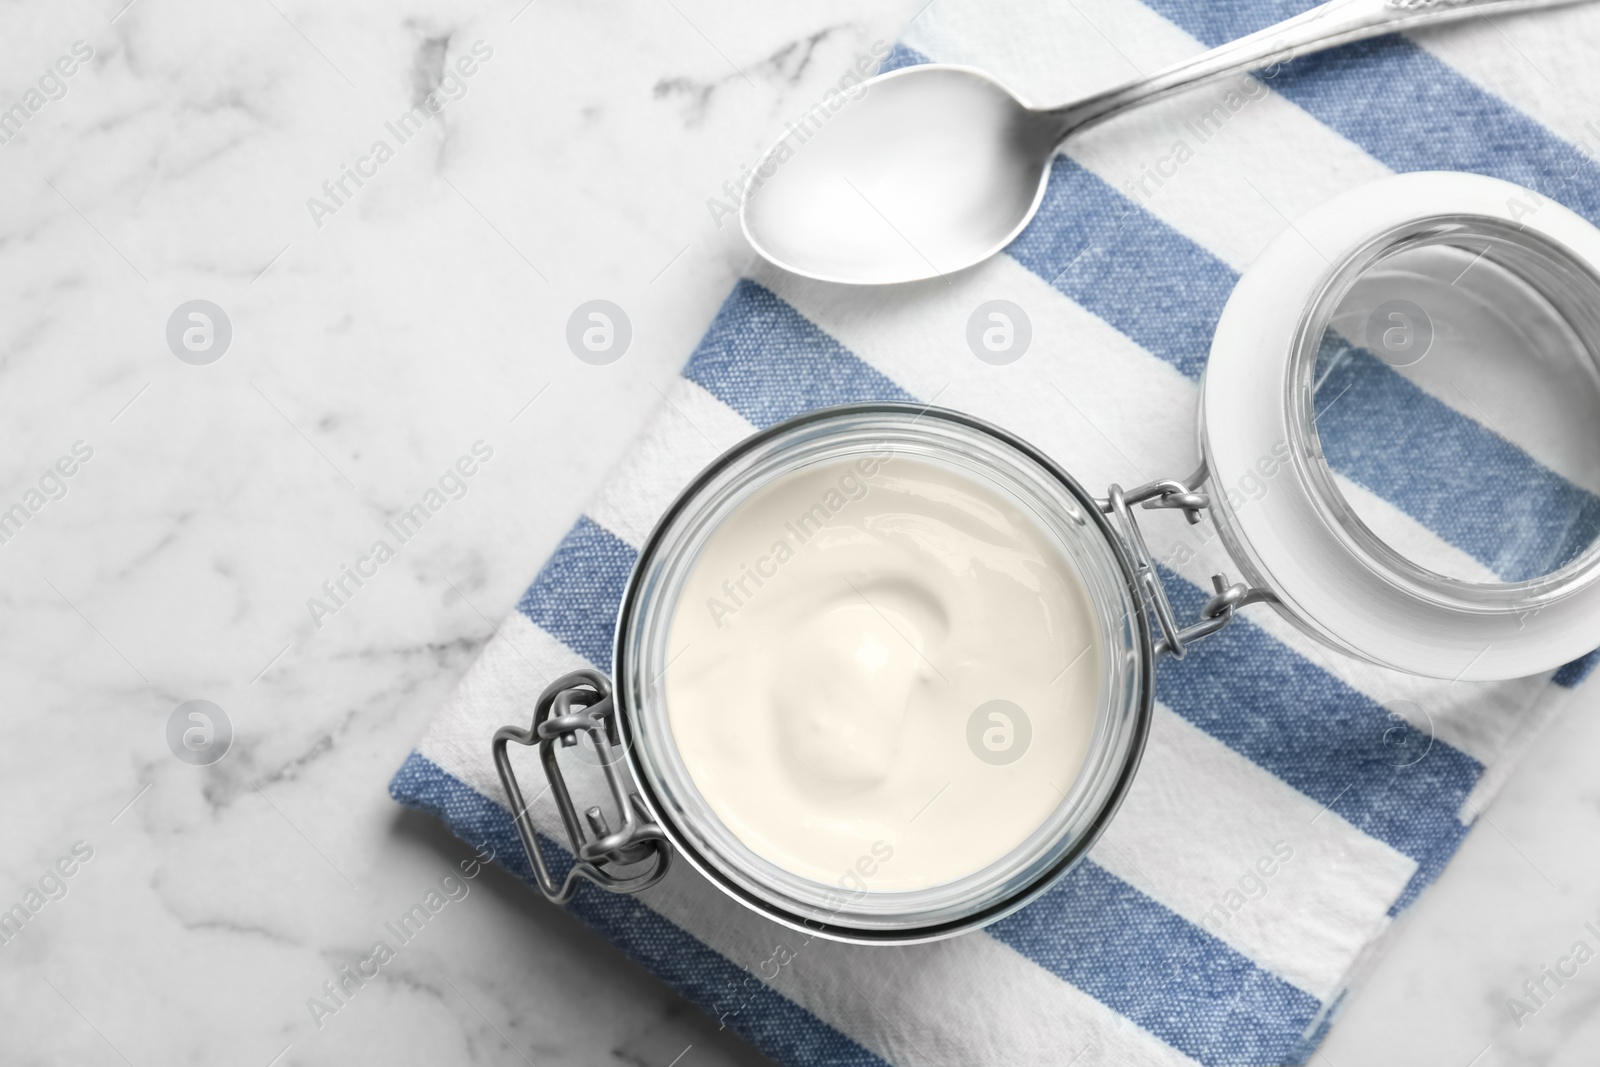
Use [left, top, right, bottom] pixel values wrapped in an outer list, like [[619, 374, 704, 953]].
[[493, 669, 671, 904], [1099, 463, 1272, 658]]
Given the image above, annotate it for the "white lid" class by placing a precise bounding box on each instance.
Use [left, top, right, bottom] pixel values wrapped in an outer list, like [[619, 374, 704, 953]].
[[1203, 172, 1600, 680]]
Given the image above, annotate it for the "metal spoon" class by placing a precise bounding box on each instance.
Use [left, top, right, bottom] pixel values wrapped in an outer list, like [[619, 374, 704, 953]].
[[741, 0, 1589, 285]]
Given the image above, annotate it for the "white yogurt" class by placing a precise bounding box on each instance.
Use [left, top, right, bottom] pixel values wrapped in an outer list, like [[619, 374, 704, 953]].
[[663, 452, 1101, 892]]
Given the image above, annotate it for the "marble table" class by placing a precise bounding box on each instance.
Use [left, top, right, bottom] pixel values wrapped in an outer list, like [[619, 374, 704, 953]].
[[2, 1, 1598, 1064]]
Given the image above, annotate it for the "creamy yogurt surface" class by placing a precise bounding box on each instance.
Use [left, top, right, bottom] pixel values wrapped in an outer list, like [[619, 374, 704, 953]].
[[663, 452, 1101, 892]]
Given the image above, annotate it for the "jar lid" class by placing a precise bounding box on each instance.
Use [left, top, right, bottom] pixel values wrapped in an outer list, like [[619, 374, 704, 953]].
[[1204, 172, 1600, 680]]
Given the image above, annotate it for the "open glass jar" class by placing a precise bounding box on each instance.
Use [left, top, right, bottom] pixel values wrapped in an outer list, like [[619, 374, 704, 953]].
[[496, 172, 1600, 944]]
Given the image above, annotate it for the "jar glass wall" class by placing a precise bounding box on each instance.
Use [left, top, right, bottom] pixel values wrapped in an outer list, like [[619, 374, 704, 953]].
[[614, 405, 1151, 942]]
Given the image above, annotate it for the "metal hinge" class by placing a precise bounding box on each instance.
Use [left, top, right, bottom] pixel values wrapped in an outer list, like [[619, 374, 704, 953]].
[[493, 669, 671, 904], [1098, 463, 1272, 658]]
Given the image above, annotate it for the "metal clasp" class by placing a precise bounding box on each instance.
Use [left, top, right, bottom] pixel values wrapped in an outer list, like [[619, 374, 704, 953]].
[[1099, 463, 1272, 657], [493, 669, 671, 904]]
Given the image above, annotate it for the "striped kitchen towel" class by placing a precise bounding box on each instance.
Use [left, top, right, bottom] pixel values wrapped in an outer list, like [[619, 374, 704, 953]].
[[391, 0, 1600, 1063]]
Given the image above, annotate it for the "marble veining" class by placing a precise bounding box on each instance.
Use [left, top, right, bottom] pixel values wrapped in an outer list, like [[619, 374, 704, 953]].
[[1, 1, 1598, 1065]]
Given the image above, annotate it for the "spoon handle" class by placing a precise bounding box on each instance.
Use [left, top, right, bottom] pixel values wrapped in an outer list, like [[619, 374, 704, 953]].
[[1046, 0, 1592, 138]]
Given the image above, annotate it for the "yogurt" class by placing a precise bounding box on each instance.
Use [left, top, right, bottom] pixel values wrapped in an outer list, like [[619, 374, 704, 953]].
[[663, 451, 1101, 892]]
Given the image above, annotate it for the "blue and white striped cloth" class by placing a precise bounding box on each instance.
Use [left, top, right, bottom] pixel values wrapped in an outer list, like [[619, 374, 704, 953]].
[[392, 1, 1600, 1062]]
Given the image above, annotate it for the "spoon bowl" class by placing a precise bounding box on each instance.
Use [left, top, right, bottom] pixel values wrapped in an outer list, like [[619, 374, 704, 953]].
[[741, 66, 1055, 286]]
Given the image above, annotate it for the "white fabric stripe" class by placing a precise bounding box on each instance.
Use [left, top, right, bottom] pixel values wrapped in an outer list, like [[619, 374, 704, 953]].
[[754, 253, 1533, 766], [904, 0, 1600, 495], [419, 618, 1199, 1067], [416, 611, 589, 773], [1461, 674, 1577, 814], [1090, 705, 1415, 1001], [586, 378, 757, 548]]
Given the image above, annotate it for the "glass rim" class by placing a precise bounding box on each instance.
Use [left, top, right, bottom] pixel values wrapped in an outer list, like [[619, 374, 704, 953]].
[[1290, 213, 1600, 612]]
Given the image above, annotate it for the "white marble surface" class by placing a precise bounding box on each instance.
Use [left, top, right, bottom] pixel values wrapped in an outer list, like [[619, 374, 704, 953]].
[[1, 1, 1598, 1065]]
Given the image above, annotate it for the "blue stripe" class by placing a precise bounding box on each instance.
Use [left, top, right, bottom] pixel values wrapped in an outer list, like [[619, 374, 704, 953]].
[[877, 41, 927, 74], [1554, 648, 1600, 688], [683, 279, 914, 428], [1389, 817, 1471, 917], [1009, 158, 1232, 381], [1157, 565, 1482, 870], [1138, 0, 1600, 225], [989, 860, 1320, 1066], [1288, 992, 1344, 1066], [1314, 335, 1600, 580], [388, 752, 890, 1067], [515, 516, 636, 670]]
